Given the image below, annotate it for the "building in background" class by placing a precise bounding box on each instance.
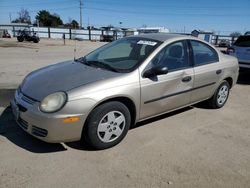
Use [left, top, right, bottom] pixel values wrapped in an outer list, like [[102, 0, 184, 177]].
[[191, 30, 214, 43], [137, 27, 169, 34]]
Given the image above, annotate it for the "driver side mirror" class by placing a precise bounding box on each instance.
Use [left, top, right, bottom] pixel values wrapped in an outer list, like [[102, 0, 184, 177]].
[[143, 65, 168, 78]]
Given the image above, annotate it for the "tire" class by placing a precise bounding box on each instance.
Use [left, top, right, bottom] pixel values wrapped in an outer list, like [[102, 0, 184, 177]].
[[33, 38, 39, 43], [208, 80, 230, 109], [17, 36, 24, 42], [83, 101, 131, 149]]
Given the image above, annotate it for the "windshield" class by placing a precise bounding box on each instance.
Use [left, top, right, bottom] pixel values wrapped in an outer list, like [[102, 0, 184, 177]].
[[81, 37, 161, 73], [234, 36, 250, 47]]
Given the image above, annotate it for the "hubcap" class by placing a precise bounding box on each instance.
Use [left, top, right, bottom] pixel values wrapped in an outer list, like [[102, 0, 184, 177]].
[[217, 85, 229, 105], [97, 111, 126, 143]]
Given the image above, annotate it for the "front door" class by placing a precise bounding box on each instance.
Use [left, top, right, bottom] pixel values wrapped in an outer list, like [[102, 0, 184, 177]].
[[139, 40, 194, 120]]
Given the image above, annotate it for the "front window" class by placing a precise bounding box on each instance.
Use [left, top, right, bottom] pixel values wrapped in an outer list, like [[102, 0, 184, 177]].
[[79, 37, 161, 73], [149, 40, 190, 72]]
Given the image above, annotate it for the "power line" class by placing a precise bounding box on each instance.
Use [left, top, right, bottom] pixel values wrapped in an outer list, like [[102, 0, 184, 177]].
[[83, 0, 249, 10], [0, 0, 74, 7], [0, 6, 79, 14], [1, 5, 248, 18], [83, 6, 250, 17], [1, 0, 248, 10]]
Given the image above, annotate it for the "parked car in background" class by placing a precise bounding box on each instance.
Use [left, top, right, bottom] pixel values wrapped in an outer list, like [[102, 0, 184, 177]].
[[100, 34, 114, 42], [0, 29, 11, 38], [227, 35, 250, 69], [244, 31, 250, 36], [11, 33, 239, 149], [218, 39, 230, 47], [17, 29, 40, 43]]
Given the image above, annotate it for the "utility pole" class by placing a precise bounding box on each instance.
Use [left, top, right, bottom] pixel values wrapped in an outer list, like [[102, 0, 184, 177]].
[[80, 0, 83, 29], [9, 13, 12, 23], [37, 19, 40, 37]]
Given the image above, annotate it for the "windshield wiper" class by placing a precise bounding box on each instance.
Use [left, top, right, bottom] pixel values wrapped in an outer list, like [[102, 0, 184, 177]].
[[86, 60, 119, 72], [75, 57, 87, 63], [75, 57, 95, 67], [76, 58, 119, 72]]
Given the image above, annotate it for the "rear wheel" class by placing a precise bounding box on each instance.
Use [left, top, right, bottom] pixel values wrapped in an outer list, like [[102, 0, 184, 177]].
[[208, 80, 230, 109], [84, 101, 131, 149]]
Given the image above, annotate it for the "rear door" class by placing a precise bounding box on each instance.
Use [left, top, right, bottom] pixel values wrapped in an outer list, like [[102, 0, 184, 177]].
[[189, 40, 223, 103]]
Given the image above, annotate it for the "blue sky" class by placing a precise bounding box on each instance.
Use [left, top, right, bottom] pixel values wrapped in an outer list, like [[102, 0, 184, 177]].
[[0, 0, 249, 34]]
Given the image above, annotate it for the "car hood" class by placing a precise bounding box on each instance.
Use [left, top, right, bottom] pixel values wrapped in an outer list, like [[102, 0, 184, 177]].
[[21, 60, 120, 101]]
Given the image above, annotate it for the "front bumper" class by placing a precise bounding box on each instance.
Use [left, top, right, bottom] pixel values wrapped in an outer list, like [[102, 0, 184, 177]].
[[11, 90, 95, 143], [239, 61, 250, 69]]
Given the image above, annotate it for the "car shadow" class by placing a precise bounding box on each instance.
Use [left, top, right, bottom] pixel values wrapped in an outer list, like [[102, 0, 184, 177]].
[[237, 69, 250, 85], [0, 104, 206, 152], [0, 106, 67, 153], [65, 106, 194, 151], [131, 106, 193, 130], [0, 88, 216, 152], [191, 101, 215, 109], [65, 141, 96, 151]]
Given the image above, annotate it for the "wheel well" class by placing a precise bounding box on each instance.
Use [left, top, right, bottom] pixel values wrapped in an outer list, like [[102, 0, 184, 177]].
[[224, 77, 233, 88], [94, 97, 137, 126]]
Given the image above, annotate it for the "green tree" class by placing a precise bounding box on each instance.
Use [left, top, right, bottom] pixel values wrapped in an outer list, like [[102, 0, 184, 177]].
[[36, 10, 63, 27], [71, 20, 79, 28], [12, 8, 31, 24], [51, 13, 63, 26], [64, 19, 79, 28]]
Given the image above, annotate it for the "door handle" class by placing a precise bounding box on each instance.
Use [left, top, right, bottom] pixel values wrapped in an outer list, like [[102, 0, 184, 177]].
[[182, 76, 192, 82], [216, 69, 222, 75]]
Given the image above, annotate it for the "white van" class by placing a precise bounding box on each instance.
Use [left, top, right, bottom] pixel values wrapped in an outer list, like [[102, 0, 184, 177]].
[[227, 35, 250, 69]]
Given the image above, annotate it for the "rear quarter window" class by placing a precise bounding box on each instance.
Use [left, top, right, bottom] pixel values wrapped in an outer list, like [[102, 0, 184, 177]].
[[190, 40, 219, 66]]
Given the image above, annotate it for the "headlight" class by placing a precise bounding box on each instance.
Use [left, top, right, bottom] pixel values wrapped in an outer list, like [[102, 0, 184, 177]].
[[40, 92, 67, 113]]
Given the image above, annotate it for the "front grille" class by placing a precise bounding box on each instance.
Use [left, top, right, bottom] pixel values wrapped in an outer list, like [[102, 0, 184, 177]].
[[21, 94, 36, 105], [18, 118, 28, 130], [32, 126, 48, 137]]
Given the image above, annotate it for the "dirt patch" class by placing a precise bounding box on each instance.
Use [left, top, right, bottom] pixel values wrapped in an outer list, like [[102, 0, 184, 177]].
[[45, 43, 65, 46], [0, 40, 38, 49]]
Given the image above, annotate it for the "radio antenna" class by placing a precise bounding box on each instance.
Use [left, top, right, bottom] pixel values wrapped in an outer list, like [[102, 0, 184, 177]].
[[74, 39, 76, 61], [73, 25, 77, 61]]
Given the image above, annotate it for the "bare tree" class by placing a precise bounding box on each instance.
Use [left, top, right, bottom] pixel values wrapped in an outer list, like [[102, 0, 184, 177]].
[[12, 8, 31, 24]]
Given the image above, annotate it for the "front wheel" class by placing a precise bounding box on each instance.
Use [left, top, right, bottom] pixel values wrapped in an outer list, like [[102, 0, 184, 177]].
[[84, 101, 131, 149], [208, 80, 230, 109]]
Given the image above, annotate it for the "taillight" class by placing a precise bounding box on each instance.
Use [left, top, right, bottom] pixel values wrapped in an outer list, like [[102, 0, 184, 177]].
[[226, 47, 235, 54]]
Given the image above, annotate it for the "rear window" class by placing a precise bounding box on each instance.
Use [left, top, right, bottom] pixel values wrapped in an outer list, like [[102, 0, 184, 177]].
[[234, 36, 250, 47]]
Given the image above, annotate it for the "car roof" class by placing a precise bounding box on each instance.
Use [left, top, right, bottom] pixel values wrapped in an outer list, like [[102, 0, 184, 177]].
[[129, 33, 189, 42]]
